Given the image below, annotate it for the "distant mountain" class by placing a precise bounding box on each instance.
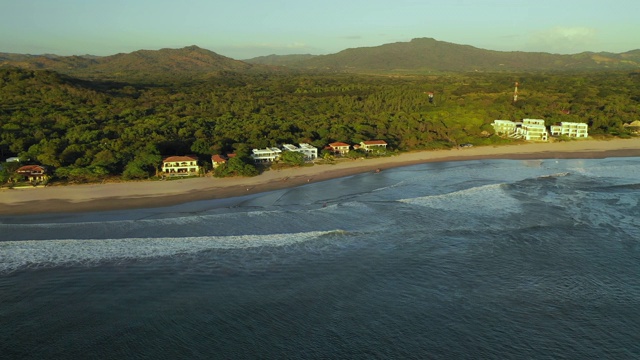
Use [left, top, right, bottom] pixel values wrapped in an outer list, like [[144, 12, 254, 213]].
[[95, 45, 252, 74], [0, 46, 256, 79], [247, 38, 640, 72], [2, 39, 639, 78]]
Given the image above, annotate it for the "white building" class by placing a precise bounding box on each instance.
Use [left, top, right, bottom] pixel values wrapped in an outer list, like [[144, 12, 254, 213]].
[[360, 140, 388, 152], [282, 143, 318, 161], [517, 119, 548, 141], [491, 120, 517, 136], [251, 147, 282, 163], [550, 122, 588, 138]]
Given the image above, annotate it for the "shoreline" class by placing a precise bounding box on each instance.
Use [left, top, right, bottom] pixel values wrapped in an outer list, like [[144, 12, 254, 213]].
[[1, 138, 640, 216]]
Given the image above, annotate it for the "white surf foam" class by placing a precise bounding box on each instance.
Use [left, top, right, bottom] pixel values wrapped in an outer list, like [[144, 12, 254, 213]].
[[539, 172, 570, 178], [0, 230, 346, 273], [398, 183, 522, 214]]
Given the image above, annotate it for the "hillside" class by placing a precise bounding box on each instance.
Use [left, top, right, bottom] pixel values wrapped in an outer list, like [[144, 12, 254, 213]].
[[248, 38, 640, 73], [2, 39, 640, 78], [0, 46, 256, 80], [95, 45, 253, 74]]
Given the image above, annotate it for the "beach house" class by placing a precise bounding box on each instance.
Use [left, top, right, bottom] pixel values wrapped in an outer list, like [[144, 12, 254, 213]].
[[360, 140, 388, 152], [550, 122, 588, 138], [251, 147, 282, 163], [282, 143, 318, 161], [15, 164, 49, 183], [211, 154, 227, 168], [161, 155, 200, 176], [327, 142, 351, 155]]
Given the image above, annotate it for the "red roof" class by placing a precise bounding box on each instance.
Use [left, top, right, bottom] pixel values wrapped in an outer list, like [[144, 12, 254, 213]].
[[329, 142, 350, 147], [211, 154, 227, 163], [163, 155, 198, 163], [16, 165, 46, 173], [362, 140, 387, 145]]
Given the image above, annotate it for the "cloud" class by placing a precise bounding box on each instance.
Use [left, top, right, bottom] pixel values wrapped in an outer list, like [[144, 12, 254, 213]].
[[528, 26, 598, 54]]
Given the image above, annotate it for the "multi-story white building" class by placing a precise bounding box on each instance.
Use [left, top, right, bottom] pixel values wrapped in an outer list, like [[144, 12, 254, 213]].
[[517, 119, 548, 141], [251, 147, 282, 163], [550, 122, 588, 138], [162, 155, 200, 176], [282, 143, 318, 161], [491, 120, 517, 136]]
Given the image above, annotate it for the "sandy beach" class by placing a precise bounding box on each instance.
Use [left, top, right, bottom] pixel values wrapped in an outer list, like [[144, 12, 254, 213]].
[[1, 138, 639, 216]]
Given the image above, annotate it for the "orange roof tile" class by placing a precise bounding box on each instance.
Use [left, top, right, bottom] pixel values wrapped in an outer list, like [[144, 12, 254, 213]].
[[211, 154, 227, 163], [163, 155, 198, 163]]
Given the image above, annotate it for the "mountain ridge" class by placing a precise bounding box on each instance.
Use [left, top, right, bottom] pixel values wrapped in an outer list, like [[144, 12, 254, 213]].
[[2, 38, 639, 78], [253, 38, 640, 72]]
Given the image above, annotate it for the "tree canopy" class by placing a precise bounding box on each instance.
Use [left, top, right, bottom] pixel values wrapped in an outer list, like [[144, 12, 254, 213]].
[[1, 67, 638, 182]]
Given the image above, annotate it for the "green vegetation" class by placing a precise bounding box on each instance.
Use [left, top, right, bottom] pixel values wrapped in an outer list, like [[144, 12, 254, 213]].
[[1, 67, 639, 184], [279, 151, 306, 166]]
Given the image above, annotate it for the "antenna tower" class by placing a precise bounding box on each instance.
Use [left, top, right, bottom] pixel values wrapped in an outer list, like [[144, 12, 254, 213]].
[[513, 82, 519, 102]]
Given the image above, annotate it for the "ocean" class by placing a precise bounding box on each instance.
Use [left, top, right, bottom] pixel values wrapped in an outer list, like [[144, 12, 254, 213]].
[[1, 157, 639, 359]]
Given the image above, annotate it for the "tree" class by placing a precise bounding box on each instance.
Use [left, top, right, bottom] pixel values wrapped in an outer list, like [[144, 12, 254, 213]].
[[213, 157, 258, 177], [279, 151, 305, 166]]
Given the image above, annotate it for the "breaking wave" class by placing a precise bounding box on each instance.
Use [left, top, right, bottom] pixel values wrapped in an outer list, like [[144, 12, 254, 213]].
[[0, 230, 347, 273], [398, 183, 522, 214]]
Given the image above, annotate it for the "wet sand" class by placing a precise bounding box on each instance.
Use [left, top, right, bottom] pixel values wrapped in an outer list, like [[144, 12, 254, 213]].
[[1, 138, 639, 216]]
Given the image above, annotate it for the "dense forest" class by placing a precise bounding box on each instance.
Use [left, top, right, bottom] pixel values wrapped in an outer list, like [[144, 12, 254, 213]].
[[1, 67, 639, 183]]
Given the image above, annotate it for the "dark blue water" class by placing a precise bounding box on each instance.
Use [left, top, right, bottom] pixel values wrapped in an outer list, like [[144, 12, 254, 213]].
[[2, 158, 639, 359]]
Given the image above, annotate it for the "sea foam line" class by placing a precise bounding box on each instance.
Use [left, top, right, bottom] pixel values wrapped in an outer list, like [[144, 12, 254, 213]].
[[397, 183, 521, 214], [0, 230, 345, 273]]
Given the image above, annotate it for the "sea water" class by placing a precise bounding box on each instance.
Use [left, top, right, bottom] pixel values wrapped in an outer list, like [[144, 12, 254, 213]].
[[1, 158, 639, 359]]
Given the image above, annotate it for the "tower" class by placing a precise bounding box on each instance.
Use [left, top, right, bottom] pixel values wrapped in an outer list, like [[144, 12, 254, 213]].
[[513, 82, 519, 103]]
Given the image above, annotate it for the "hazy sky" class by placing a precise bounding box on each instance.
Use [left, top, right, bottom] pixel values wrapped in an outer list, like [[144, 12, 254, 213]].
[[1, 0, 638, 59]]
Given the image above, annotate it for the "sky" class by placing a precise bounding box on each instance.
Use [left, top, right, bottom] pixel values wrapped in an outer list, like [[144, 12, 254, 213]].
[[1, 0, 639, 59]]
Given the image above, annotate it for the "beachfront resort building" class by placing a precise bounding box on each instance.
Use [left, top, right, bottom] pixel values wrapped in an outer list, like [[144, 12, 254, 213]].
[[550, 122, 588, 138], [282, 143, 318, 161], [360, 140, 388, 152], [327, 142, 351, 155], [492, 120, 517, 136], [251, 147, 282, 163], [492, 119, 549, 141], [517, 118, 549, 141], [161, 155, 200, 176]]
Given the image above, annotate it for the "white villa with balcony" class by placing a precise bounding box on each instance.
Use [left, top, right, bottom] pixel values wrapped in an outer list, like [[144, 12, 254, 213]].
[[282, 143, 318, 161], [251, 147, 282, 163], [550, 122, 588, 138], [360, 140, 388, 152]]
